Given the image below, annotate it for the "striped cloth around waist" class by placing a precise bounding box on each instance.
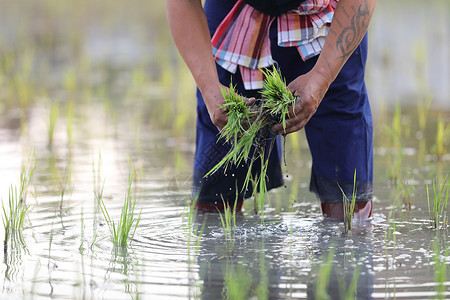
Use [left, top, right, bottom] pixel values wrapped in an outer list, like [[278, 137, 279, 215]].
[[211, 0, 338, 90]]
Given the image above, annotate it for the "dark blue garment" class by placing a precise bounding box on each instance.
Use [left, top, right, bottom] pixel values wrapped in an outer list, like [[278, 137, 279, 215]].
[[193, 0, 373, 205]]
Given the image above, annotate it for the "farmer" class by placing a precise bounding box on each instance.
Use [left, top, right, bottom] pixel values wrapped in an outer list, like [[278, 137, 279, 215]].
[[166, 0, 376, 220]]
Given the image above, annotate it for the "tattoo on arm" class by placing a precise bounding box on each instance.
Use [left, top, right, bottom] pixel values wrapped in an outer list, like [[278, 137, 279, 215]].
[[335, 1, 370, 66], [341, 6, 350, 19]]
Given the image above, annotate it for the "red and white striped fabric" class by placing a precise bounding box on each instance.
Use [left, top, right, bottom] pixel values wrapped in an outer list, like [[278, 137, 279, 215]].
[[212, 0, 338, 90]]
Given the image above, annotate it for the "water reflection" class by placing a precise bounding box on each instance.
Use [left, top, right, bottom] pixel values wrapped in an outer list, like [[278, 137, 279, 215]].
[[306, 222, 375, 300], [2, 237, 29, 296], [195, 214, 283, 299], [191, 212, 376, 299]]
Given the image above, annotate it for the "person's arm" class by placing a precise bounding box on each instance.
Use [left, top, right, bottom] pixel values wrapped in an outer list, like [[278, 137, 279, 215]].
[[166, 0, 228, 130], [272, 0, 377, 135]]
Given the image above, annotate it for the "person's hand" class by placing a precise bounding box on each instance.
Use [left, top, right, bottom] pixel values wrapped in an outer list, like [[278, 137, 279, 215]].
[[204, 85, 256, 132], [203, 85, 228, 131], [272, 70, 331, 135]]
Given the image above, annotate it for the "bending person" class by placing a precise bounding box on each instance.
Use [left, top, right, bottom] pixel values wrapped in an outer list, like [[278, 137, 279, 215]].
[[166, 0, 376, 219]]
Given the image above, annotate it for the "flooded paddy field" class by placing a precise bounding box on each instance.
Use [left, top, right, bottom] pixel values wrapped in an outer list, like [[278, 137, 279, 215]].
[[0, 0, 449, 299]]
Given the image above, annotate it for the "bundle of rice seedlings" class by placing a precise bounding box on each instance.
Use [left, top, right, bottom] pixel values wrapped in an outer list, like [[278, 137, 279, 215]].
[[218, 83, 252, 144], [206, 67, 296, 218], [206, 85, 259, 176], [260, 67, 296, 131]]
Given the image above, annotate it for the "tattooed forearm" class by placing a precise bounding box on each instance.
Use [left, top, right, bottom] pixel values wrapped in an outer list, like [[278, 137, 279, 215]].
[[335, 1, 370, 65], [313, 0, 375, 85]]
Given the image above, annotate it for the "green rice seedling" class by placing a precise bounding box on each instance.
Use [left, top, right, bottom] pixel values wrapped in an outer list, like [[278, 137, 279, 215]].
[[432, 118, 450, 159], [260, 66, 296, 132], [397, 179, 414, 209], [383, 103, 404, 183], [59, 169, 72, 213], [315, 247, 335, 300], [97, 173, 142, 247], [183, 195, 206, 262], [15, 67, 33, 110], [217, 196, 238, 256], [253, 156, 270, 223], [246, 154, 270, 219], [384, 125, 404, 184], [417, 94, 433, 132], [433, 241, 448, 300], [192, 218, 206, 261], [338, 170, 357, 233], [2, 185, 30, 250], [19, 151, 36, 203], [2, 154, 35, 249], [426, 177, 449, 229], [392, 102, 402, 142], [66, 99, 75, 145], [219, 83, 252, 144], [390, 221, 397, 264], [48, 100, 59, 147], [3, 151, 36, 249], [383, 204, 397, 262], [205, 94, 262, 176]]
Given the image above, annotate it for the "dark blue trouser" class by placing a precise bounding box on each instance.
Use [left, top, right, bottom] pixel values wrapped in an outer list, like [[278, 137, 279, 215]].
[[193, 0, 373, 205]]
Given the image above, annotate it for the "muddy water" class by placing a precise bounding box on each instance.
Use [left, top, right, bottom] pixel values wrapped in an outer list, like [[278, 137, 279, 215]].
[[1, 0, 450, 299]]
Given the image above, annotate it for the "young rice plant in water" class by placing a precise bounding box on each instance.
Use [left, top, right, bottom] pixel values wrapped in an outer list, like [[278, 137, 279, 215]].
[[338, 170, 357, 233], [2, 185, 30, 250], [426, 177, 449, 229], [432, 118, 450, 159], [97, 173, 142, 247], [217, 196, 238, 256], [3, 153, 35, 250], [183, 195, 206, 262], [206, 67, 296, 219]]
